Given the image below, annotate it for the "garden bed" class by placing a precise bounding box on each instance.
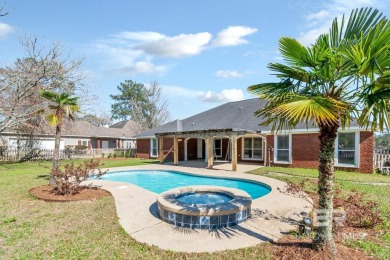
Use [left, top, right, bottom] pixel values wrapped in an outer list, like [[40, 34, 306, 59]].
[[29, 185, 111, 202]]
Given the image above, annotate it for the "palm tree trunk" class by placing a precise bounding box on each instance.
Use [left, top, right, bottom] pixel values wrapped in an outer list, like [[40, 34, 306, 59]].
[[50, 115, 62, 186], [313, 122, 339, 255]]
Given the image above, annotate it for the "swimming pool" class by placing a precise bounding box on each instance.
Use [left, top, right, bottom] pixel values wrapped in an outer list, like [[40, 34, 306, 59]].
[[100, 170, 271, 199]]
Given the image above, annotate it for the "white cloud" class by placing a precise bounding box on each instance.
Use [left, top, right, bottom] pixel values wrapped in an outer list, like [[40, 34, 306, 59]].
[[113, 60, 166, 75], [92, 25, 257, 75], [199, 89, 245, 102], [135, 32, 212, 58], [163, 85, 245, 103], [212, 26, 257, 47], [215, 70, 244, 78], [115, 31, 165, 41], [298, 0, 381, 45], [0, 22, 13, 37]]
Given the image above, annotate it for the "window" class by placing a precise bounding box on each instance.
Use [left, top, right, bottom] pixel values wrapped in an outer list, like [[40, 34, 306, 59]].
[[275, 135, 291, 163], [336, 132, 358, 166], [150, 138, 158, 157], [82, 140, 87, 146], [214, 139, 222, 157], [243, 137, 263, 160]]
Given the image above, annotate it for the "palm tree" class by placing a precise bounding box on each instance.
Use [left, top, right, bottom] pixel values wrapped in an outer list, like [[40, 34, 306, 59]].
[[40, 90, 80, 174], [248, 8, 390, 253]]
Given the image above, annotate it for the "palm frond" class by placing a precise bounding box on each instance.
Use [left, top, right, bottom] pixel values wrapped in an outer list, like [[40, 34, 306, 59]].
[[254, 96, 349, 132]]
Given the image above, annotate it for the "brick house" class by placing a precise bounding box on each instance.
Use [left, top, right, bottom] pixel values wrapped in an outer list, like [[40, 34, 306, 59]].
[[0, 120, 137, 150], [135, 99, 374, 173]]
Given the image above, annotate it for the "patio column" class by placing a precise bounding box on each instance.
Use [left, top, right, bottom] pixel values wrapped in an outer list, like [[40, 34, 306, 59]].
[[97, 139, 101, 149], [207, 136, 213, 169], [263, 137, 267, 166], [184, 138, 188, 161], [158, 137, 164, 164], [231, 135, 238, 171], [173, 137, 179, 165]]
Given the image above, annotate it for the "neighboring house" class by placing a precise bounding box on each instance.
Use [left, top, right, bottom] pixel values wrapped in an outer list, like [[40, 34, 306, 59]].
[[0, 120, 137, 150], [134, 98, 374, 173]]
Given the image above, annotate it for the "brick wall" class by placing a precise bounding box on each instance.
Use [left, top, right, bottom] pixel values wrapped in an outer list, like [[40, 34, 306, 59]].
[[265, 131, 374, 173], [136, 138, 151, 159], [358, 131, 374, 173]]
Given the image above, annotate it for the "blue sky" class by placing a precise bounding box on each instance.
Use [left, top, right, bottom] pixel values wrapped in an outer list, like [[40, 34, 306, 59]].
[[1, 0, 389, 121]]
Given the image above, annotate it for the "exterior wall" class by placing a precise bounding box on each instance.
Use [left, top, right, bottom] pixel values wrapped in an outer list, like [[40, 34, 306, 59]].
[[358, 131, 374, 173], [186, 138, 199, 160], [136, 138, 151, 159], [266, 131, 374, 173]]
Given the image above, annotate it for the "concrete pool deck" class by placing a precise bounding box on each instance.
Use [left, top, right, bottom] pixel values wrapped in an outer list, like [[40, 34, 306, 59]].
[[82, 163, 312, 253]]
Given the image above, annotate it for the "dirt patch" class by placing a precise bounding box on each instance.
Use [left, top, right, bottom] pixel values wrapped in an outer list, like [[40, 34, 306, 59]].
[[268, 236, 375, 260], [29, 185, 111, 202]]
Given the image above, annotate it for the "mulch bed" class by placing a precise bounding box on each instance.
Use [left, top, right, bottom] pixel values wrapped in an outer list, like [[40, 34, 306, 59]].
[[267, 236, 375, 260], [29, 185, 111, 202]]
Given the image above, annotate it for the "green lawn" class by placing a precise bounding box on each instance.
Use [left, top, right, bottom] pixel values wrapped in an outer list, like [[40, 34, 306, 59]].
[[0, 160, 388, 259], [0, 159, 270, 259], [250, 166, 390, 183], [248, 167, 390, 259]]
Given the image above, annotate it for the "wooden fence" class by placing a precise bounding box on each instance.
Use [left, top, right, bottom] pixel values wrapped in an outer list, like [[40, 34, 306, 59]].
[[374, 149, 390, 169], [0, 148, 137, 163]]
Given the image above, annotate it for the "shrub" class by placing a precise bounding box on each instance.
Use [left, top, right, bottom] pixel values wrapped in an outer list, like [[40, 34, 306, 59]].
[[333, 189, 383, 228], [50, 159, 107, 195], [107, 153, 112, 159], [102, 153, 105, 158], [75, 145, 88, 150], [279, 181, 383, 229]]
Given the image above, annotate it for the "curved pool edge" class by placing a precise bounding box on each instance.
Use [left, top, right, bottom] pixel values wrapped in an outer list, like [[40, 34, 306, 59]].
[[81, 164, 313, 253], [99, 168, 272, 199]]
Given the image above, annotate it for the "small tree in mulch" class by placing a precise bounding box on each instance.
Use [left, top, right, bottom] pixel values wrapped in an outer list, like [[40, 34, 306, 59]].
[[50, 159, 107, 195]]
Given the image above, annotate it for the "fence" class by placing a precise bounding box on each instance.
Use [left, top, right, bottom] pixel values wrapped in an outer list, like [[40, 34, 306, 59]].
[[374, 149, 390, 169], [0, 148, 137, 163]]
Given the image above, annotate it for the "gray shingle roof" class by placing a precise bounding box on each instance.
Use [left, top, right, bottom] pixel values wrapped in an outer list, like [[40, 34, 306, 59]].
[[134, 98, 361, 138]]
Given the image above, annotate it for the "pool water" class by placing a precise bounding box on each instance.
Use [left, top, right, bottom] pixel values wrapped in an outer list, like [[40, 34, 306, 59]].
[[176, 192, 233, 205], [100, 170, 271, 199]]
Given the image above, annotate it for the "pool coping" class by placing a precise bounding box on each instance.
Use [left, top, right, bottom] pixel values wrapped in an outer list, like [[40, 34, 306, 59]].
[[82, 164, 312, 253]]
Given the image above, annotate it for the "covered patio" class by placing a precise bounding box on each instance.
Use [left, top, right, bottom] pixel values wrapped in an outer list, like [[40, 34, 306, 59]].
[[156, 128, 267, 171]]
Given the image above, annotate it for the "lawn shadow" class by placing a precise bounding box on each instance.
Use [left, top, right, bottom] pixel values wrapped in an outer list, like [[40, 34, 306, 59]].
[[36, 174, 50, 180]]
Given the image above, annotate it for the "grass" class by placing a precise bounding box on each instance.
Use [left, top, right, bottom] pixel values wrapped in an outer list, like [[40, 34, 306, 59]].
[[250, 166, 390, 183], [0, 159, 271, 259], [249, 167, 390, 259], [0, 160, 388, 259]]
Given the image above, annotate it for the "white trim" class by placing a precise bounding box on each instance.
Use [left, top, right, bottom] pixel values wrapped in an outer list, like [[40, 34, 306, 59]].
[[274, 134, 292, 164], [263, 127, 365, 135], [335, 132, 359, 168], [241, 137, 263, 161], [150, 138, 158, 158]]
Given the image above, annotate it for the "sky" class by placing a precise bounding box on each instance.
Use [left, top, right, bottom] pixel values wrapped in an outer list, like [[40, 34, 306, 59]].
[[1, 0, 389, 121]]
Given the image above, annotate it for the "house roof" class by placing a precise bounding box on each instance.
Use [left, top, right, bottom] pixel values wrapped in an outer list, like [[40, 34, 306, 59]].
[[2, 120, 137, 139], [62, 120, 138, 139], [134, 98, 361, 138]]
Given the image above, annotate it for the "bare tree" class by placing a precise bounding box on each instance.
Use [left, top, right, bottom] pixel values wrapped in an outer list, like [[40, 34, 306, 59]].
[[130, 81, 170, 133], [0, 37, 86, 134]]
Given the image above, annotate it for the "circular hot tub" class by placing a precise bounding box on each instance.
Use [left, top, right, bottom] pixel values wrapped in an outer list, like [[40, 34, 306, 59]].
[[157, 185, 252, 229]]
